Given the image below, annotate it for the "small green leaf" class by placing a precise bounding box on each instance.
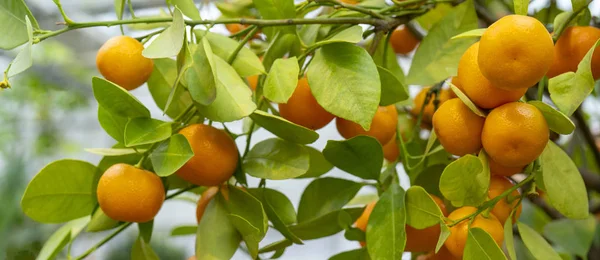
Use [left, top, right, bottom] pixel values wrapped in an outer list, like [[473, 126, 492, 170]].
[[142, 8, 185, 58], [513, 0, 529, 16], [451, 28, 486, 39], [114, 0, 126, 20], [196, 196, 241, 259], [543, 216, 596, 258], [150, 134, 194, 177], [7, 16, 33, 77], [527, 101, 575, 135], [322, 136, 383, 180], [373, 42, 405, 83], [504, 214, 517, 260], [262, 32, 298, 71], [243, 138, 310, 180], [132, 236, 159, 260], [201, 31, 266, 77], [171, 225, 197, 236], [195, 55, 257, 122], [289, 208, 363, 240], [436, 222, 451, 252], [138, 221, 154, 242], [259, 239, 293, 254], [378, 66, 409, 106], [310, 26, 363, 49], [407, 0, 478, 85], [405, 186, 443, 229], [571, 0, 587, 11], [21, 160, 99, 223], [124, 118, 172, 147], [463, 228, 507, 260], [87, 208, 119, 232], [541, 142, 588, 219], [37, 217, 90, 260], [97, 106, 129, 143], [225, 186, 268, 258], [549, 39, 600, 116], [307, 42, 381, 130], [185, 39, 218, 105], [248, 188, 302, 244], [147, 58, 193, 118], [264, 57, 299, 103], [250, 110, 319, 144], [97, 143, 142, 172], [297, 147, 333, 178], [517, 222, 562, 260], [366, 184, 406, 259], [85, 147, 146, 156], [450, 83, 487, 117], [297, 178, 362, 223], [252, 0, 296, 38], [329, 248, 370, 260], [440, 154, 489, 207], [171, 0, 201, 20], [92, 77, 150, 118], [0, 0, 39, 49]]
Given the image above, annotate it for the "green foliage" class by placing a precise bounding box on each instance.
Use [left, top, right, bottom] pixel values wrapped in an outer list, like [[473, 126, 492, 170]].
[[37, 217, 89, 260], [297, 178, 362, 223], [225, 186, 268, 258], [8, 16, 34, 78], [405, 186, 443, 229], [142, 9, 185, 59], [196, 196, 241, 259], [517, 222, 562, 260], [440, 154, 489, 207], [463, 228, 507, 260], [131, 235, 159, 260], [263, 57, 299, 103], [243, 138, 310, 179], [527, 101, 575, 135], [249, 110, 319, 144], [124, 118, 172, 147], [93, 77, 150, 118], [185, 39, 218, 106], [171, 0, 201, 20], [297, 147, 333, 178], [366, 184, 406, 259], [512, 0, 528, 16], [543, 216, 597, 258], [323, 136, 383, 180], [147, 58, 193, 118], [150, 134, 194, 177], [0, 0, 38, 50], [248, 188, 302, 243], [201, 31, 265, 77]]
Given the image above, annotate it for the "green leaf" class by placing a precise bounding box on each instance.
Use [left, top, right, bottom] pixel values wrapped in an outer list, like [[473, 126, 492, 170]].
[[124, 118, 172, 147], [150, 134, 194, 177], [322, 136, 383, 180], [373, 42, 405, 83], [138, 221, 154, 242], [243, 138, 310, 180], [7, 16, 33, 77], [37, 217, 89, 260], [517, 222, 562, 260], [289, 208, 363, 240], [463, 228, 508, 260], [405, 186, 443, 229], [416, 3, 453, 31], [439, 154, 489, 207], [436, 222, 451, 252], [413, 164, 446, 198], [114, 0, 126, 20], [549, 39, 600, 116], [225, 186, 268, 258], [195, 55, 257, 122], [201, 31, 266, 77], [571, 0, 587, 12], [142, 8, 185, 59], [407, 0, 478, 85], [451, 28, 486, 40], [366, 183, 406, 259], [329, 248, 370, 260], [0, 0, 39, 49], [543, 216, 596, 258], [171, 225, 197, 236], [541, 142, 588, 219], [377, 66, 409, 106], [97, 143, 142, 173], [307, 42, 381, 129], [21, 159, 99, 223], [98, 106, 128, 143], [263, 32, 298, 71], [297, 178, 363, 223], [504, 214, 517, 260], [186, 39, 218, 106], [252, 0, 295, 38], [249, 110, 319, 145], [264, 57, 299, 103], [248, 188, 302, 244], [528, 101, 575, 135], [171, 0, 201, 20], [297, 147, 333, 178], [132, 236, 159, 260], [147, 58, 193, 118], [87, 208, 119, 232], [310, 26, 363, 49], [450, 82, 486, 117], [196, 196, 241, 259], [85, 147, 146, 156], [259, 239, 293, 254], [513, 0, 529, 16], [92, 77, 150, 118]]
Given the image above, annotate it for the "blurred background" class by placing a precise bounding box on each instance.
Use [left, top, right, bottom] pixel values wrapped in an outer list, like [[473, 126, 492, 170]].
[[1, 0, 599, 259]]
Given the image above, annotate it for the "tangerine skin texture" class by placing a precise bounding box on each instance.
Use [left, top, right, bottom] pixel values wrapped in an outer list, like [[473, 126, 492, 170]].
[[96, 36, 154, 91], [482, 102, 549, 167], [478, 15, 554, 90], [279, 78, 335, 130], [177, 124, 239, 186], [488, 155, 523, 177], [196, 186, 219, 223], [410, 87, 452, 124], [97, 163, 165, 223], [432, 98, 485, 156], [355, 201, 376, 247], [444, 207, 504, 258], [405, 195, 448, 253], [336, 105, 398, 144], [390, 25, 420, 55], [458, 42, 527, 109], [547, 26, 600, 79], [488, 176, 522, 224], [247, 74, 258, 90]]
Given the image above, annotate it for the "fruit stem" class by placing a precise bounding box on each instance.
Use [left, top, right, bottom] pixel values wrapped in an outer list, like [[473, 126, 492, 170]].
[[227, 26, 261, 64], [536, 76, 546, 101]]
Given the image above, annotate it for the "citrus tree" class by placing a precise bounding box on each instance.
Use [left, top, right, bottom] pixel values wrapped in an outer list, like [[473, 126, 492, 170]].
[[6, 0, 600, 259]]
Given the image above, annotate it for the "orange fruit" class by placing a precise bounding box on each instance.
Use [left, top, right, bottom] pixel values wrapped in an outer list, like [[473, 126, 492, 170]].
[[97, 163, 165, 223], [410, 87, 452, 124], [355, 201, 376, 247], [247, 74, 259, 90], [432, 98, 485, 156], [482, 102, 549, 167], [279, 78, 335, 130], [383, 134, 400, 161], [547, 26, 600, 79], [478, 15, 554, 89], [488, 155, 523, 177], [444, 207, 504, 258], [417, 246, 460, 260], [405, 195, 448, 252], [187, 256, 196, 260], [336, 105, 398, 144], [390, 25, 420, 55], [458, 42, 527, 109], [177, 124, 239, 186], [196, 186, 219, 223], [226, 24, 247, 35], [488, 176, 522, 224], [96, 36, 154, 91]]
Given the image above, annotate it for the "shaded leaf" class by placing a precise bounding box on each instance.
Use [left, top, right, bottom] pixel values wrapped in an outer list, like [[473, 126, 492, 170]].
[[528, 101, 575, 135], [243, 138, 310, 180], [124, 118, 172, 147], [518, 222, 562, 260], [150, 134, 194, 177], [322, 136, 383, 180], [263, 57, 299, 103], [439, 154, 489, 207], [142, 8, 185, 58], [297, 177, 362, 223], [92, 77, 150, 118], [463, 228, 507, 260], [366, 184, 406, 259], [250, 110, 318, 144]]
